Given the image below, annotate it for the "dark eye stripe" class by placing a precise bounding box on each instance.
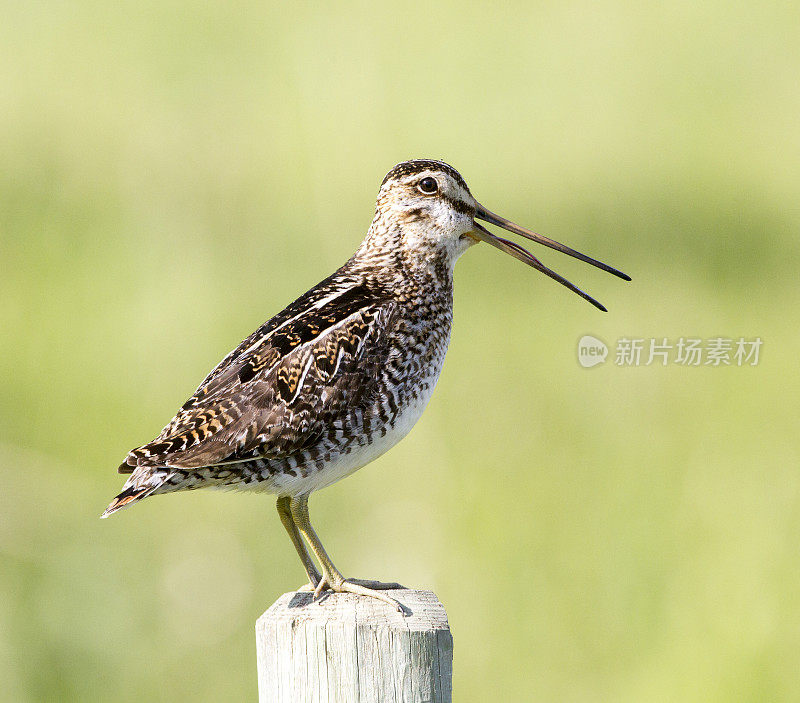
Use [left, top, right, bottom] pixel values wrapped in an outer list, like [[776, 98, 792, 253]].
[[440, 194, 473, 215]]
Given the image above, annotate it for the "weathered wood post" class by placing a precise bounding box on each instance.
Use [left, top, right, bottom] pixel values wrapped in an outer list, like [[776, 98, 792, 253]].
[[256, 589, 453, 702]]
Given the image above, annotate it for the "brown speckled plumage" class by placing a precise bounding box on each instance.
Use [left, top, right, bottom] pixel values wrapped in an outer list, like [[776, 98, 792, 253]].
[[104, 160, 468, 515], [102, 159, 628, 608]]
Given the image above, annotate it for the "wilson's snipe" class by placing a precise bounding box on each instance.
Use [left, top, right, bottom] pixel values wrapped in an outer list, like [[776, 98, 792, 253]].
[[102, 159, 629, 611]]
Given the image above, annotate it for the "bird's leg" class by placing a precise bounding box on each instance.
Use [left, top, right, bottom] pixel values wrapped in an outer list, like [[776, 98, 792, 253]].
[[276, 495, 322, 590], [289, 495, 405, 613]]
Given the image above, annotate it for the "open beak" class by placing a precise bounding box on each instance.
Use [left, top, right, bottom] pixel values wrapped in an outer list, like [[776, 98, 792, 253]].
[[470, 204, 631, 312]]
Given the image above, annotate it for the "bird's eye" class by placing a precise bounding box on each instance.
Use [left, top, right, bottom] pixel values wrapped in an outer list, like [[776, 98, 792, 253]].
[[417, 177, 438, 195]]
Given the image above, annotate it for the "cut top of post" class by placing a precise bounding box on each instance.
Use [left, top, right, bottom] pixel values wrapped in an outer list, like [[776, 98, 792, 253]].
[[256, 589, 453, 703]]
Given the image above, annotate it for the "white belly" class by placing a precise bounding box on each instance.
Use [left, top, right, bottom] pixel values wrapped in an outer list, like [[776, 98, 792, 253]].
[[262, 367, 442, 497]]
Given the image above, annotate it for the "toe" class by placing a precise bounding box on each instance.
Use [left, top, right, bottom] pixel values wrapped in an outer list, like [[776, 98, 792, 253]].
[[346, 578, 405, 590]]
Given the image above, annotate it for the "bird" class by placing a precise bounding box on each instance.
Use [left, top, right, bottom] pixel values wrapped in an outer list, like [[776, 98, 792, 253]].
[[102, 159, 630, 611]]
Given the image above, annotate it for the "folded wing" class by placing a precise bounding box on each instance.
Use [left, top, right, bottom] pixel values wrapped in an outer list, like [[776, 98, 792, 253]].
[[119, 284, 396, 472]]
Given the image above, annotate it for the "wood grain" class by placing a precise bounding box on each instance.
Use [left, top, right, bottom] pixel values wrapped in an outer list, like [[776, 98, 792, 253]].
[[256, 589, 453, 702]]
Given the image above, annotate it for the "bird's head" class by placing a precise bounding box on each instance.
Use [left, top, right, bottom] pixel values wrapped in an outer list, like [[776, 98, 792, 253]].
[[372, 159, 630, 310]]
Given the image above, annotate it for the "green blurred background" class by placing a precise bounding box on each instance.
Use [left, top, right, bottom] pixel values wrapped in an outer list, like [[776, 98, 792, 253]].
[[1, 1, 798, 700]]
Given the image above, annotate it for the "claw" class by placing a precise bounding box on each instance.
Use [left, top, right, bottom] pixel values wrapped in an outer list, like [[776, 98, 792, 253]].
[[313, 575, 329, 600]]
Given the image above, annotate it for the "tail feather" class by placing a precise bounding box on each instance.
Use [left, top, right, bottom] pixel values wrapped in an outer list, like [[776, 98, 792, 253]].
[[100, 471, 169, 518]]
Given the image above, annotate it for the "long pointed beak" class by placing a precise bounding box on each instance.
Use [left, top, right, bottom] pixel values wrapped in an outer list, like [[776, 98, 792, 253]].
[[471, 204, 631, 312]]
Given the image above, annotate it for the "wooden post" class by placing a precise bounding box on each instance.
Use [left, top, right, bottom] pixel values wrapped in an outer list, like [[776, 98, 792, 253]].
[[256, 589, 453, 702]]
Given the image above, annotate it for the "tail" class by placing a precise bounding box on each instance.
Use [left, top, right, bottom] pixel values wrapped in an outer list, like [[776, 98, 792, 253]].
[[100, 470, 170, 518]]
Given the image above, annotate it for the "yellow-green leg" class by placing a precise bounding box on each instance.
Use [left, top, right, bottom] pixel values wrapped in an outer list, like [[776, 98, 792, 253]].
[[276, 495, 321, 588], [288, 495, 405, 612]]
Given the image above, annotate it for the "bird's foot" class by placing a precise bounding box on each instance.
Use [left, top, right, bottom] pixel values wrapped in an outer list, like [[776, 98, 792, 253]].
[[308, 575, 407, 614]]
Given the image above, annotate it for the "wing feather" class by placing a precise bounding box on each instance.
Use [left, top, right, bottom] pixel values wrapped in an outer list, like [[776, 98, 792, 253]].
[[119, 289, 396, 472]]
